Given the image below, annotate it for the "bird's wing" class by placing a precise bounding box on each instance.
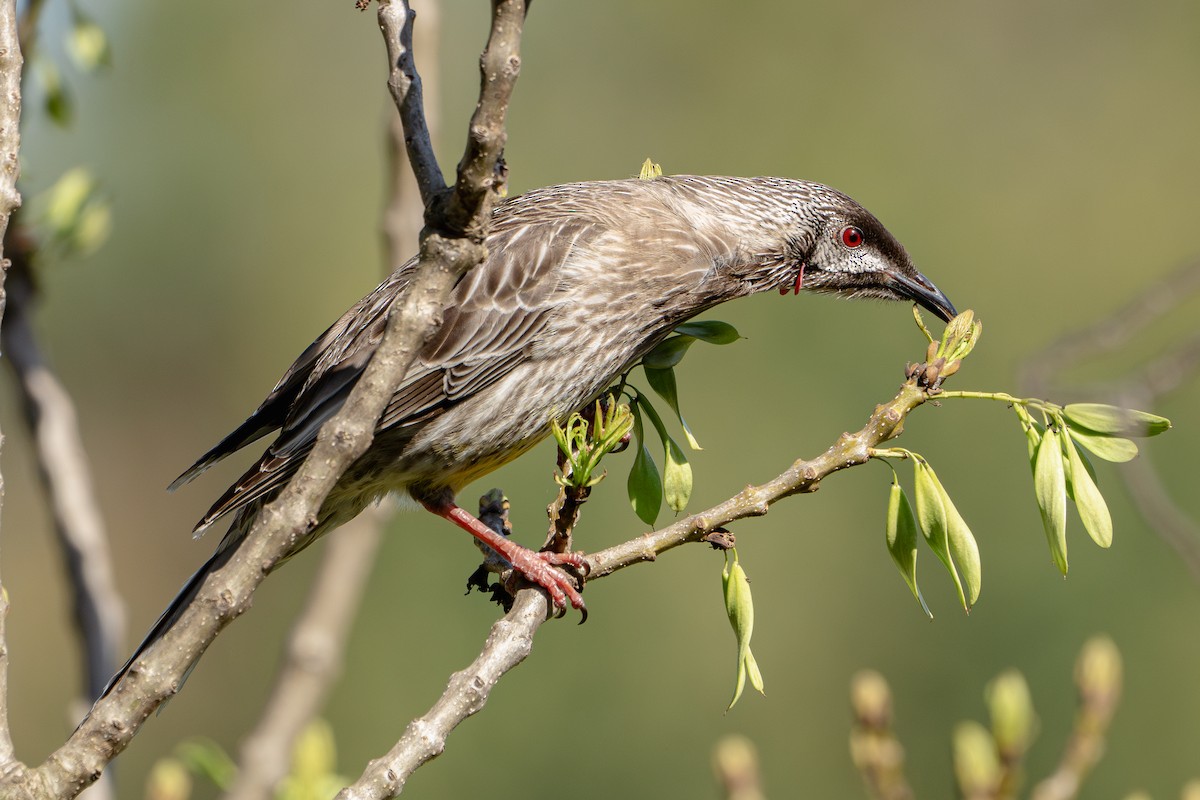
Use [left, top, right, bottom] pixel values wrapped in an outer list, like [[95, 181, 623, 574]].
[[189, 214, 596, 530]]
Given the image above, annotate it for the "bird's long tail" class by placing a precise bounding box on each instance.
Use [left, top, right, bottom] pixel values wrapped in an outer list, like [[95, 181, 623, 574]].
[[100, 512, 252, 699]]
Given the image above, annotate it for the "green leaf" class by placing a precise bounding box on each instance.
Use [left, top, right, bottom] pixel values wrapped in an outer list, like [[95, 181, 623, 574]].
[[723, 549, 765, 710], [1060, 430, 1098, 502], [1034, 428, 1069, 574], [1063, 435, 1113, 548], [1068, 427, 1138, 463], [38, 59, 72, 127], [44, 167, 96, 235], [638, 394, 693, 513], [914, 460, 980, 609], [913, 458, 967, 610], [641, 335, 696, 369], [639, 158, 663, 180], [1013, 405, 1044, 466], [627, 405, 662, 526], [885, 478, 931, 617], [146, 759, 192, 800], [73, 200, 112, 257], [67, 16, 112, 72], [663, 437, 693, 512], [644, 365, 701, 450], [1063, 403, 1171, 438], [936, 309, 983, 362], [673, 319, 742, 345], [175, 738, 237, 790]]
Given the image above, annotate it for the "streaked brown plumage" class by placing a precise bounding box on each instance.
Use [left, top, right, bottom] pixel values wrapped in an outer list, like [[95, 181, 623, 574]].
[[107, 175, 955, 694]]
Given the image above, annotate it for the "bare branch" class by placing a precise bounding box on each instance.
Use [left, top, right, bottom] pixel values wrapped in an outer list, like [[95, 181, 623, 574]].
[[336, 588, 549, 800], [0, 0, 23, 769], [377, 1, 444, 208], [1, 262, 126, 703], [381, 0, 439, 282], [587, 383, 924, 578], [340, 373, 932, 797], [1018, 258, 1200, 400]]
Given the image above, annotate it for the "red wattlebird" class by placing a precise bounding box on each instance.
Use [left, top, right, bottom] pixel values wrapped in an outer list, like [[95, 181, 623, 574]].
[[105, 175, 955, 694]]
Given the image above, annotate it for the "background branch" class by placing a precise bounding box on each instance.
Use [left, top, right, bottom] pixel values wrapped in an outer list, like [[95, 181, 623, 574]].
[[1, 245, 125, 706], [0, 0, 23, 769]]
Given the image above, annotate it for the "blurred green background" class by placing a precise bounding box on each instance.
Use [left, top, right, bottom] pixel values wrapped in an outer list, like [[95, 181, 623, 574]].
[[5, 0, 1200, 797]]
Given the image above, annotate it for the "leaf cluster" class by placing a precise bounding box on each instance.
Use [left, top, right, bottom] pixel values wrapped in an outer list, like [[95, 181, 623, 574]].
[[626, 320, 742, 526]]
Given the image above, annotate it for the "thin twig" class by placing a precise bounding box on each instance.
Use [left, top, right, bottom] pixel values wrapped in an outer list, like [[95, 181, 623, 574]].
[[381, 0, 440, 268], [0, 0, 24, 770], [339, 375, 932, 798], [378, 0, 444, 215], [1018, 259, 1200, 401]]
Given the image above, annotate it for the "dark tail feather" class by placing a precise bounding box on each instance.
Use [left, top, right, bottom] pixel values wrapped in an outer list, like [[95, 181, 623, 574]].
[[101, 523, 245, 699]]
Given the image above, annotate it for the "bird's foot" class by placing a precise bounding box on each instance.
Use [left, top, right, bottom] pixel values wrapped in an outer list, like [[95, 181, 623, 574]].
[[429, 500, 589, 621], [503, 546, 589, 621]]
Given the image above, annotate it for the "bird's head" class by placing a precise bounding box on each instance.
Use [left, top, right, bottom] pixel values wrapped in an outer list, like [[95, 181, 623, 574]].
[[790, 195, 957, 323]]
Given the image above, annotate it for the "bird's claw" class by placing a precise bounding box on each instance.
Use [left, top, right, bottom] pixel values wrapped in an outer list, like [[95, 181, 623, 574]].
[[504, 547, 589, 622]]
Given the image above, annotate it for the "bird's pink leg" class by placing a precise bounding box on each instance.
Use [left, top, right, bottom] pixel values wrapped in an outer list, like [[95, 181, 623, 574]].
[[425, 501, 588, 617]]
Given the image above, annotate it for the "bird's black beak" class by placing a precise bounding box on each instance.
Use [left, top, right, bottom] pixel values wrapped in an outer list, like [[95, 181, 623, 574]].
[[890, 270, 957, 323]]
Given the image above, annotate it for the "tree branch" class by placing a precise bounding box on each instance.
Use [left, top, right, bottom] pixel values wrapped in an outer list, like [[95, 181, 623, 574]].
[[336, 587, 549, 800], [381, 1, 440, 269], [377, 0, 444, 209], [340, 374, 933, 798], [1, 257, 126, 704], [0, 0, 23, 770], [0, 1, 523, 796]]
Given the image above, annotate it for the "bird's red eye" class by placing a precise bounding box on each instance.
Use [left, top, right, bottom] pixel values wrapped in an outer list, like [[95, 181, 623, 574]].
[[841, 226, 865, 249]]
